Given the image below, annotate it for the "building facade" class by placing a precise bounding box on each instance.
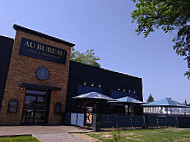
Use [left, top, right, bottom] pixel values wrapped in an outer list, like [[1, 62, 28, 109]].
[[0, 25, 143, 125], [67, 61, 143, 115]]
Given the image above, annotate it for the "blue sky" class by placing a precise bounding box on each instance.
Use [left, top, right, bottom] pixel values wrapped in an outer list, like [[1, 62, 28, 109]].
[[1, 0, 189, 103]]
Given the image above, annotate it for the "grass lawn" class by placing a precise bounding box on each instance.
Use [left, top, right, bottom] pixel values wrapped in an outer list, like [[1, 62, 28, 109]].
[[0, 135, 39, 142], [86, 128, 190, 142]]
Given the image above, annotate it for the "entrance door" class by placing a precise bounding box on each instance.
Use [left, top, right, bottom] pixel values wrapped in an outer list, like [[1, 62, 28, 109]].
[[21, 89, 51, 125]]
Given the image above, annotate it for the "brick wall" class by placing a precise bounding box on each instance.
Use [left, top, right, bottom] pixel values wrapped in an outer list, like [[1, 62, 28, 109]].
[[0, 30, 71, 125]]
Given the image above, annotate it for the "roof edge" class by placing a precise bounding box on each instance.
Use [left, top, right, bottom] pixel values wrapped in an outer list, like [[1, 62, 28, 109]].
[[70, 60, 142, 79], [13, 24, 75, 47], [0, 35, 14, 41]]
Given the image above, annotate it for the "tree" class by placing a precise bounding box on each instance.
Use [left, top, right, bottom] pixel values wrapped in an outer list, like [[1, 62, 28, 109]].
[[184, 99, 190, 106], [147, 94, 154, 103], [131, 0, 190, 79], [184, 99, 188, 105], [70, 47, 100, 67]]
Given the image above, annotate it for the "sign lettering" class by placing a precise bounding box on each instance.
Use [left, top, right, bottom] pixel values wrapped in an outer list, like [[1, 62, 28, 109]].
[[19, 38, 67, 64]]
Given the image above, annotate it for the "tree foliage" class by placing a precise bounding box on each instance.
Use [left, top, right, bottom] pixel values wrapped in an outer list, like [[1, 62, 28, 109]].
[[70, 47, 100, 67], [131, 0, 190, 79], [184, 100, 190, 106], [147, 94, 154, 103]]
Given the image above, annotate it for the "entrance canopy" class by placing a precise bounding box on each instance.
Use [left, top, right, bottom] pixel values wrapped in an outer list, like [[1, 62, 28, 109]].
[[72, 92, 115, 101], [20, 83, 62, 91], [142, 98, 188, 108]]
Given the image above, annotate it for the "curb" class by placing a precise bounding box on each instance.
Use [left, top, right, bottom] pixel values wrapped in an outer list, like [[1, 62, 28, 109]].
[[0, 134, 32, 138]]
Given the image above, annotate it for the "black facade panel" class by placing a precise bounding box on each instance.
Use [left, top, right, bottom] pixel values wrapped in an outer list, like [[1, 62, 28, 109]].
[[67, 61, 143, 112], [0, 36, 13, 111]]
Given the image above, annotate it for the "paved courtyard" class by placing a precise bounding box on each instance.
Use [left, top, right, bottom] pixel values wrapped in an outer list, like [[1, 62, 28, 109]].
[[0, 126, 95, 142]]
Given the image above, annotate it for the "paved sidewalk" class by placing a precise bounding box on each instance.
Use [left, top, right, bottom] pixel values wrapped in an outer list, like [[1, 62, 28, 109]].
[[0, 126, 93, 142]]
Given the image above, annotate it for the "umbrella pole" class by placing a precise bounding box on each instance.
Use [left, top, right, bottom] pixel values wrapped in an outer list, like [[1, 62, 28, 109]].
[[166, 107, 168, 117], [128, 105, 130, 116]]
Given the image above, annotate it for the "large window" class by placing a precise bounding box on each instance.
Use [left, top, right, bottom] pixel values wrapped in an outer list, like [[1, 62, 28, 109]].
[[77, 84, 103, 95], [110, 90, 138, 99]]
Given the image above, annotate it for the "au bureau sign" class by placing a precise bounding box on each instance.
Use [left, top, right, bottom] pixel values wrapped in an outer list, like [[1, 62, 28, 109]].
[[19, 38, 67, 64]]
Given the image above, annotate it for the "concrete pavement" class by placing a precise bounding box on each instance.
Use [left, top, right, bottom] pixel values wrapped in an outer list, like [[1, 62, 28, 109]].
[[0, 126, 95, 142]]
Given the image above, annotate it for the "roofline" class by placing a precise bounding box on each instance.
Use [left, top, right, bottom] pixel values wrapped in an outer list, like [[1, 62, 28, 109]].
[[13, 24, 75, 47], [70, 60, 142, 80], [143, 105, 188, 108], [0, 35, 14, 41]]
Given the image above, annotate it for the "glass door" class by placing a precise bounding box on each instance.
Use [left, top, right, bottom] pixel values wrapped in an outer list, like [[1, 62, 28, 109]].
[[21, 89, 51, 125]]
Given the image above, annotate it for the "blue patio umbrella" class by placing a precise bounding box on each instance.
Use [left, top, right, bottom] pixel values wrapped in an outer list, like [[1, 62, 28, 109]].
[[71, 92, 115, 114], [116, 96, 144, 104], [108, 96, 144, 115], [108, 96, 144, 104], [72, 92, 115, 101]]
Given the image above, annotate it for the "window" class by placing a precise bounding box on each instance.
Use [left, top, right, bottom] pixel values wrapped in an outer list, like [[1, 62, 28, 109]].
[[54, 102, 62, 114], [8, 99, 18, 113]]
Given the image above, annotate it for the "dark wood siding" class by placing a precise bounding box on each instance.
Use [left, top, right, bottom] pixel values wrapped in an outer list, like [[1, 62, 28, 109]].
[[0, 36, 13, 111], [66, 61, 143, 112]]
